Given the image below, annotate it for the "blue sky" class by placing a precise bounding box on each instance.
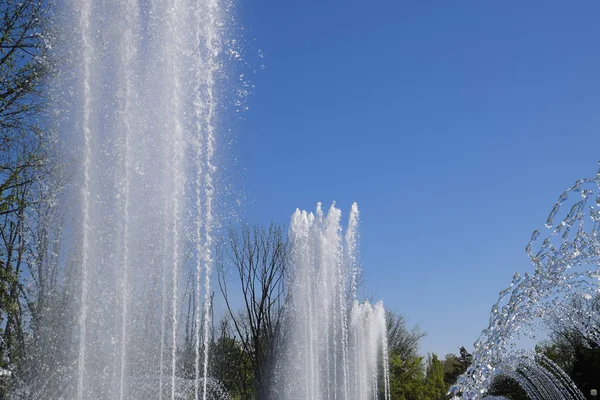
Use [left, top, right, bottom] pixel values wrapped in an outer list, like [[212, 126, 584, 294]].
[[224, 1, 600, 357]]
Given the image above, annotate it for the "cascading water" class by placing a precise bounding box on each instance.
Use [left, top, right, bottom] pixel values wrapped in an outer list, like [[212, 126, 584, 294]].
[[281, 203, 390, 400], [451, 166, 600, 399], [39, 1, 226, 399], [485, 352, 586, 400]]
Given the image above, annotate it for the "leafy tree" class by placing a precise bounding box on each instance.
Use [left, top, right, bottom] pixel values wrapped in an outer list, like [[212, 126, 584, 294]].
[[384, 311, 427, 400], [424, 353, 447, 400], [210, 317, 254, 400], [389, 352, 425, 400], [486, 375, 529, 400], [444, 346, 473, 387], [386, 310, 426, 361], [442, 354, 459, 387]]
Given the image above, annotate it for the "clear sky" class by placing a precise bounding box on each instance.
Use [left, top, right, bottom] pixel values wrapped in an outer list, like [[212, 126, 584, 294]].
[[223, 1, 600, 358]]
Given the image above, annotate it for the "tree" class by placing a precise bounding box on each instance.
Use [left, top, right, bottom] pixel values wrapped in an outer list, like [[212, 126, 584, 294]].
[[0, 1, 49, 394], [443, 346, 473, 387], [389, 353, 425, 400], [424, 354, 447, 400], [537, 326, 600, 397], [0, 0, 48, 149], [386, 311, 426, 361], [385, 311, 427, 400], [217, 223, 288, 399], [535, 295, 600, 398], [210, 316, 254, 400], [485, 374, 529, 400], [17, 172, 71, 399], [442, 354, 459, 387]]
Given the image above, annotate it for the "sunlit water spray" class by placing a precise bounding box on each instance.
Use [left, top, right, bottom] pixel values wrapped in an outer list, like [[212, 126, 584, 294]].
[[281, 203, 390, 400], [44, 0, 226, 398], [452, 166, 600, 399]]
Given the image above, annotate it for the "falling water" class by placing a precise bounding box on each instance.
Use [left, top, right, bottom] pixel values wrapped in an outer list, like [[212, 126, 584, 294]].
[[44, 0, 226, 398], [116, 2, 138, 399], [486, 353, 585, 400], [451, 166, 600, 399], [282, 203, 390, 400], [75, 0, 92, 398]]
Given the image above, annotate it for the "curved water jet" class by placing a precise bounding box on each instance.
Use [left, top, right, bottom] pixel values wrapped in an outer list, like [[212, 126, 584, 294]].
[[452, 166, 600, 399]]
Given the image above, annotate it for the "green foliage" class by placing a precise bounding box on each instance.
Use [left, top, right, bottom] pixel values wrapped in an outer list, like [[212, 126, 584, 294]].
[[424, 354, 447, 400], [210, 336, 254, 400], [535, 342, 570, 372], [386, 311, 426, 361], [487, 375, 529, 400], [389, 353, 425, 400], [442, 354, 459, 387], [443, 347, 472, 387], [384, 310, 428, 399]]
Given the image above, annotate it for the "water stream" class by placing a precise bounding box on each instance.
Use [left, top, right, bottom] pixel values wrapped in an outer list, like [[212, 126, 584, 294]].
[[452, 167, 600, 399], [52, 1, 224, 398], [282, 203, 390, 400]]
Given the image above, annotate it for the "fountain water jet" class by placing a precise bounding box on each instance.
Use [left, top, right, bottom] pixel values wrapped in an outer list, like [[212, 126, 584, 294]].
[[40, 2, 391, 399], [280, 203, 390, 400], [452, 166, 600, 399], [37, 0, 227, 398]]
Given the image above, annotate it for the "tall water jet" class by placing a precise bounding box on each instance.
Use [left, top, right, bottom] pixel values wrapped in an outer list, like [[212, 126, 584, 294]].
[[281, 203, 390, 400], [40, 0, 227, 398]]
